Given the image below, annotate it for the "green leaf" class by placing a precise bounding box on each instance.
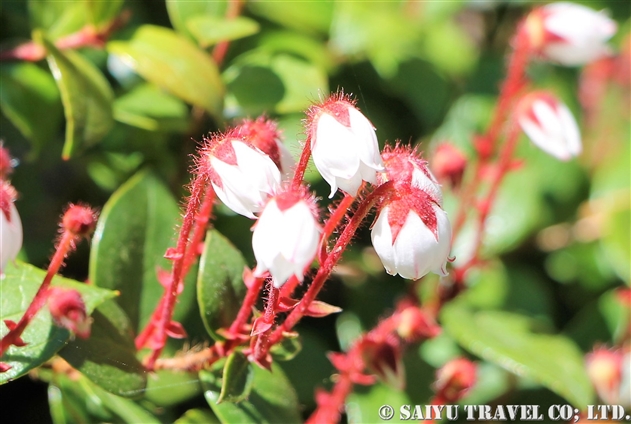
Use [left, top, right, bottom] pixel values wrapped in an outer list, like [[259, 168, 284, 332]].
[[145, 368, 202, 407], [347, 382, 412, 424], [200, 362, 301, 423], [187, 15, 260, 47], [28, 0, 86, 39], [225, 53, 327, 116], [107, 25, 224, 119], [34, 30, 114, 159], [270, 334, 302, 361], [166, 0, 227, 40], [197, 229, 247, 341], [89, 170, 181, 333], [218, 351, 254, 404], [58, 300, 147, 398], [0, 261, 117, 384], [441, 302, 595, 409], [248, 0, 333, 35], [84, 0, 123, 29], [0, 62, 62, 154], [175, 408, 219, 424], [113, 83, 190, 132]]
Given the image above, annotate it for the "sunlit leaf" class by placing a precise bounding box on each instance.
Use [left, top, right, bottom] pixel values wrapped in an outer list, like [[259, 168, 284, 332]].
[[218, 351, 254, 403], [35, 30, 114, 159], [0, 261, 117, 384], [441, 302, 595, 409], [107, 25, 224, 119], [187, 15, 260, 47]]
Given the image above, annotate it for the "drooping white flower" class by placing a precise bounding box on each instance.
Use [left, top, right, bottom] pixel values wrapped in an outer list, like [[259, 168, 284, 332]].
[[252, 190, 321, 288], [204, 136, 281, 219], [308, 94, 384, 198], [516, 91, 581, 161], [1, 182, 22, 273], [525, 2, 617, 66], [371, 191, 452, 280]]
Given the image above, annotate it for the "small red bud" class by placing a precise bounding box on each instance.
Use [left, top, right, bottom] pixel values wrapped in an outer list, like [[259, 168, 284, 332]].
[[47, 287, 91, 339], [434, 357, 477, 402], [431, 143, 468, 189], [62, 204, 97, 237]]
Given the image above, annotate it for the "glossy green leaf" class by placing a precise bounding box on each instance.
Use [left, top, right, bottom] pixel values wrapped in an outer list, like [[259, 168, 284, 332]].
[[200, 362, 301, 423], [107, 25, 224, 119], [28, 0, 86, 39], [84, 378, 160, 424], [218, 351, 254, 403], [89, 170, 181, 333], [187, 15, 260, 47], [0, 261, 117, 384], [0, 62, 62, 154], [58, 300, 147, 398], [197, 229, 247, 341], [50, 373, 113, 423], [225, 53, 327, 116], [166, 0, 227, 39], [248, 0, 333, 35], [35, 31, 114, 159], [441, 302, 595, 409], [145, 367, 202, 407], [113, 83, 190, 132], [85, 0, 123, 28], [347, 382, 412, 423], [175, 408, 219, 424]]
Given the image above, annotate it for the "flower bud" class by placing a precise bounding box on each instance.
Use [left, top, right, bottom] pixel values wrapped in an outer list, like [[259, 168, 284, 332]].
[[359, 335, 405, 390], [0, 145, 14, 179], [431, 143, 468, 190], [380, 145, 443, 205], [585, 346, 630, 406], [516, 91, 581, 161], [525, 2, 617, 66], [252, 189, 321, 288], [0, 181, 22, 273], [307, 94, 384, 198], [47, 287, 91, 339], [62, 204, 98, 237], [233, 116, 295, 179], [203, 134, 281, 219], [434, 357, 477, 402]]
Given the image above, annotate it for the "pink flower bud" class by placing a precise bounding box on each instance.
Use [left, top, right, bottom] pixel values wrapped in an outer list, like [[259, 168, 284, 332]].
[[516, 91, 581, 161], [0, 182, 22, 273], [47, 287, 91, 339], [525, 2, 617, 66], [434, 357, 477, 402], [0, 145, 14, 179], [585, 346, 629, 406], [359, 334, 405, 390], [307, 93, 384, 198], [233, 116, 295, 179], [431, 143, 468, 190], [62, 204, 98, 237], [202, 134, 281, 218], [252, 190, 321, 288], [371, 189, 451, 280], [380, 145, 443, 205]]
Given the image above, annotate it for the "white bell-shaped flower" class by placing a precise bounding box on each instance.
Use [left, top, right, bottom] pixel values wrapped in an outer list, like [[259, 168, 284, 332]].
[[205, 136, 281, 219], [526, 2, 617, 66], [308, 95, 384, 198], [252, 190, 321, 288], [371, 191, 451, 280], [516, 91, 582, 161], [1, 182, 22, 273]]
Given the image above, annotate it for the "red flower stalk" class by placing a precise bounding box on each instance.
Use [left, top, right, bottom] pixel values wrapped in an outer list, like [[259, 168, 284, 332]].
[[1, 204, 97, 370]]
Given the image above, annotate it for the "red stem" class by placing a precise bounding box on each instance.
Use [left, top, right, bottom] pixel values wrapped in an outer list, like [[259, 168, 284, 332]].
[[267, 182, 393, 348], [291, 135, 312, 190], [211, 0, 245, 66], [228, 276, 265, 336], [182, 184, 216, 277], [253, 284, 279, 364], [0, 12, 129, 62], [0, 231, 76, 357], [138, 176, 207, 369], [451, 23, 531, 241]]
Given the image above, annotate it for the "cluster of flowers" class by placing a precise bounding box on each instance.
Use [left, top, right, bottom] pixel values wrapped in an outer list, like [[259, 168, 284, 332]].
[[201, 96, 453, 290]]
